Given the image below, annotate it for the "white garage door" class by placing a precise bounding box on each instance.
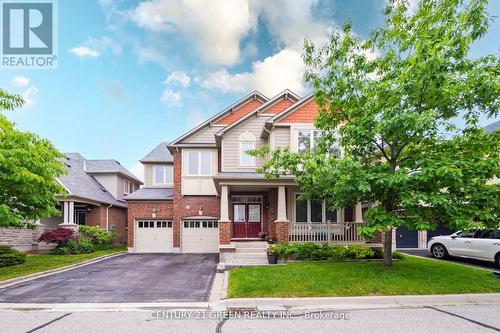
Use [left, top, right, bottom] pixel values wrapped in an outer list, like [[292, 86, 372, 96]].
[[135, 220, 173, 253], [181, 220, 219, 253]]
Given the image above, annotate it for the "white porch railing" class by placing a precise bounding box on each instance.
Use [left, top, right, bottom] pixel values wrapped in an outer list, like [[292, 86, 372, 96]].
[[289, 222, 365, 244]]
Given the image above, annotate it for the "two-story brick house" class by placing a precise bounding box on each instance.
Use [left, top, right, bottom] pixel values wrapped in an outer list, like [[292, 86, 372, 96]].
[[126, 90, 373, 259]]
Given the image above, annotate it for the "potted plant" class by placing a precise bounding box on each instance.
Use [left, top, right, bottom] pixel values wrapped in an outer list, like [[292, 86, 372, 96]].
[[266, 236, 277, 244], [267, 244, 279, 264]]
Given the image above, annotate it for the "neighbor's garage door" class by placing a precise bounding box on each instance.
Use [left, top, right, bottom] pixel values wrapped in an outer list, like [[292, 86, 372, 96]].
[[396, 226, 419, 249], [181, 220, 219, 253], [427, 223, 455, 239], [135, 220, 173, 253]]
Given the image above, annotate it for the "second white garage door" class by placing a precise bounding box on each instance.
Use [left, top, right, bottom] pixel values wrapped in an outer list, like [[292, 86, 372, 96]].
[[181, 220, 219, 253], [135, 220, 173, 253]]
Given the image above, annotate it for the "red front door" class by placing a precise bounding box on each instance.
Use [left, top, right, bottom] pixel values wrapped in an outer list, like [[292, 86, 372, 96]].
[[233, 203, 261, 238]]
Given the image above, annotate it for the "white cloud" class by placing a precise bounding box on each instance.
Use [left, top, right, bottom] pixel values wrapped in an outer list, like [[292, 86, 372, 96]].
[[186, 108, 205, 129], [164, 71, 191, 87], [130, 0, 256, 66], [128, 162, 144, 182], [11, 76, 30, 87], [69, 37, 122, 59], [202, 48, 307, 96], [69, 46, 100, 58], [10, 76, 38, 108], [160, 89, 181, 106]]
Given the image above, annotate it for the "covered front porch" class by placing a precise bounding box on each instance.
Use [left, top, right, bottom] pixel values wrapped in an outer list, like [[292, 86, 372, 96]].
[[214, 173, 368, 246]]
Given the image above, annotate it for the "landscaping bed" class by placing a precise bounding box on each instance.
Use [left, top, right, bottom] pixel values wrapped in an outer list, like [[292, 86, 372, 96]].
[[0, 247, 125, 282], [228, 254, 500, 298]]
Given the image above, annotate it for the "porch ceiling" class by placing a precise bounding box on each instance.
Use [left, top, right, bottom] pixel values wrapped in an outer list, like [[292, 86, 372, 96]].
[[213, 172, 295, 194]]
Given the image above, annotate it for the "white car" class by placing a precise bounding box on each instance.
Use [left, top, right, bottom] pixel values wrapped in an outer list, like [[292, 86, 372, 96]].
[[427, 229, 500, 267]]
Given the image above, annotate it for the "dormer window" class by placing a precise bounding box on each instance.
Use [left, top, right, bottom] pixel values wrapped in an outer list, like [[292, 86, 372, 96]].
[[124, 180, 135, 194], [239, 132, 256, 167]]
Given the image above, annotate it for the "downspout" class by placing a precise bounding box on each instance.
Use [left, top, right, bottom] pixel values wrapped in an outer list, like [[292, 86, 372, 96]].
[[106, 204, 113, 232]]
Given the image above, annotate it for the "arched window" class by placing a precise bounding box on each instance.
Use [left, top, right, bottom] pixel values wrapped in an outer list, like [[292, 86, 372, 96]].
[[239, 131, 256, 167]]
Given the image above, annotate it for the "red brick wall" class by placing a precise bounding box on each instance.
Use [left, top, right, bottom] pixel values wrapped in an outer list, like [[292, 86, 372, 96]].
[[126, 201, 174, 247], [219, 221, 231, 245], [108, 207, 127, 245], [278, 100, 318, 123], [87, 206, 106, 229], [172, 151, 220, 248]]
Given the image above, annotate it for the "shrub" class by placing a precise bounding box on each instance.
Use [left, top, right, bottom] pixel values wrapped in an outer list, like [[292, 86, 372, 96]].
[[38, 228, 75, 244], [52, 237, 94, 255], [392, 251, 405, 260], [271, 242, 376, 261], [344, 244, 375, 259], [0, 246, 26, 267], [78, 225, 113, 250]]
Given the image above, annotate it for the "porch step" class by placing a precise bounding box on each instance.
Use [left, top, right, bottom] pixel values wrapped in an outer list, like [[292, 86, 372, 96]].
[[231, 252, 268, 260], [233, 241, 268, 249], [223, 258, 269, 266], [235, 247, 267, 253]]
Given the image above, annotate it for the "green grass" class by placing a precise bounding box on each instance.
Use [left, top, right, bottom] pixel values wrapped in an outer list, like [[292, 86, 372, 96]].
[[0, 247, 126, 281], [228, 255, 500, 298]]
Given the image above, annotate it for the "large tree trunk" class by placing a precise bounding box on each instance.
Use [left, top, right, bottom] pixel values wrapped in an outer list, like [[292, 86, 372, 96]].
[[383, 229, 393, 266]]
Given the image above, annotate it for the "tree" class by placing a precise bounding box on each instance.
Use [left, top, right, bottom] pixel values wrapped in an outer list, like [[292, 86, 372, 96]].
[[256, 0, 500, 266], [0, 89, 67, 227]]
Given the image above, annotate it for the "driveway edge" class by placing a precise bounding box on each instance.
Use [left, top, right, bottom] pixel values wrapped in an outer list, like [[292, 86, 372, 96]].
[[401, 252, 499, 272], [0, 252, 126, 290]]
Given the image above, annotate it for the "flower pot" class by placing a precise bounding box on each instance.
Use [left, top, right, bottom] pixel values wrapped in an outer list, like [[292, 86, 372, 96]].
[[267, 253, 278, 264]]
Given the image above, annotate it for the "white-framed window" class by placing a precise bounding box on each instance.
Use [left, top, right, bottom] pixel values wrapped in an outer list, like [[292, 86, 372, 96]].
[[187, 151, 212, 176], [239, 140, 256, 167], [296, 129, 340, 156], [154, 165, 173, 185], [294, 193, 338, 223], [124, 180, 135, 194]]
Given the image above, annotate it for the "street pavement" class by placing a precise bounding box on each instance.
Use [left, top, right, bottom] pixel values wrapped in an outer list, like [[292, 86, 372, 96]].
[[1, 304, 499, 333]]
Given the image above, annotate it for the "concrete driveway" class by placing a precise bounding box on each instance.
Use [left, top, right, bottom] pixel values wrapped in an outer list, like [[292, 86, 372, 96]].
[[0, 254, 218, 303]]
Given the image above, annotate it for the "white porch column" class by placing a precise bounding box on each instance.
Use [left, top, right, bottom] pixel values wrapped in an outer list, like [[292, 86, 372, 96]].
[[220, 185, 230, 221], [68, 201, 75, 224], [354, 203, 363, 222], [276, 186, 288, 222], [63, 202, 69, 223], [337, 208, 345, 223]]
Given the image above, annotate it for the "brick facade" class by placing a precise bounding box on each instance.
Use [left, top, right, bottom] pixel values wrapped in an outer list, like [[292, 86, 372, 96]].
[[86, 205, 128, 246], [172, 151, 220, 248], [126, 200, 174, 247]]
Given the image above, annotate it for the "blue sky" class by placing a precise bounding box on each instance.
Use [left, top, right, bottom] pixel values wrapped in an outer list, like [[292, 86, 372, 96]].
[[1, 0, 499, 178]]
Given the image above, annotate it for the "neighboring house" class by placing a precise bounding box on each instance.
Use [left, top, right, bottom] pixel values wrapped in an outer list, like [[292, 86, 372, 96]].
[[395, 119, 500, 250], [1, 153, 143, 251], [40, 153, 143, 245], [126, 90, 375, 258]]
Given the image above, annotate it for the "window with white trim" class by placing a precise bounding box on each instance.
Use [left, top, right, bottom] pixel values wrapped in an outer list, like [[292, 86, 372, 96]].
[[296, 129, 340, 156], [187, 151, 212, 176], [154, 165, 173, 185], [124, 180, 135, 194], [294, 193, 338, 223], [239, 141, 255, 166]]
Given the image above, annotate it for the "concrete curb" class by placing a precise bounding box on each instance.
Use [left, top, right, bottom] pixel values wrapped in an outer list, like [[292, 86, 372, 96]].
[[213, 293, 500, 311], [0, 302, 209, 312], [1, 293, 498, 312], [0, 252, 126, 290]]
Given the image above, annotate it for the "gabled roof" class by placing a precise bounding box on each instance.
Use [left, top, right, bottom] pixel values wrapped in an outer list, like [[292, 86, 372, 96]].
[[215, 89, 300, 140], [85, 159, 143, 184], [58, 153, 128, 207], [484, 120, 500, 133], [140, 142, 173, 163], [169, 91, 268, 147]]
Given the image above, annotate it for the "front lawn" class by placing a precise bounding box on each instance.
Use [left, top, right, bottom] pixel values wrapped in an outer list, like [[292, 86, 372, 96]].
[[0, 247, 125, 281], [228, 255, 500, 298]]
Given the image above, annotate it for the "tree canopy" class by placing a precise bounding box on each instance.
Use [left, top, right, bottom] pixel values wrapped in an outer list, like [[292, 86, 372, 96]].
[[256, 0, 500, 265], [0, 89, 66, 228]]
